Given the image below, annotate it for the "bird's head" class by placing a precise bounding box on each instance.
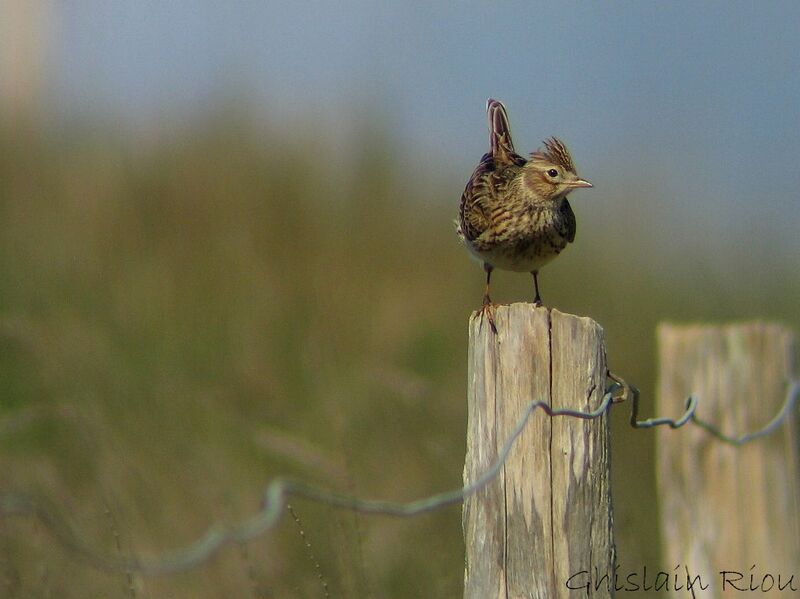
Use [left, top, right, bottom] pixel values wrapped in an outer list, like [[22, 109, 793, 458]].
[[522, 137, 592, 202]]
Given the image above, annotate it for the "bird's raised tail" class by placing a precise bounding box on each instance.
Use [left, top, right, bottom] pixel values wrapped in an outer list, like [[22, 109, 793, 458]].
[[487, 98, 515, 162]]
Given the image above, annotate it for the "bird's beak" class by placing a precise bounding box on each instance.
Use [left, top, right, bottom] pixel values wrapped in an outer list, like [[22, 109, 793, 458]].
[[568, 178, 593, 189]]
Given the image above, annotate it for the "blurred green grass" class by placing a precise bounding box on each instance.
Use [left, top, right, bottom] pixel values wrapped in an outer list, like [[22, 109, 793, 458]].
[[1, 109, 798, 597]]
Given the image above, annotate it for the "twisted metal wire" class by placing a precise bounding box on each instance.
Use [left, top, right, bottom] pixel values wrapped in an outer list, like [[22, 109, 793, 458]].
[[615, 373, 800, 444], [1, 376, 798, 576]]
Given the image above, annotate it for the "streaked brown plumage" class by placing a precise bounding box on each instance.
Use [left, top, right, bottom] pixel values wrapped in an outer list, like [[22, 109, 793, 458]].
[[457, 98, 592, 330]]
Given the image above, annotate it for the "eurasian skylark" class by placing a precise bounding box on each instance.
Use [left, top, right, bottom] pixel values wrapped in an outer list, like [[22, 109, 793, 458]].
[[457, 98, 592, 331]]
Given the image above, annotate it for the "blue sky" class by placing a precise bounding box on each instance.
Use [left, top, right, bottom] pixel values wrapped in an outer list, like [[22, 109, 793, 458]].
[[55, 3, 800, 157], [45, 2, 800, 269]]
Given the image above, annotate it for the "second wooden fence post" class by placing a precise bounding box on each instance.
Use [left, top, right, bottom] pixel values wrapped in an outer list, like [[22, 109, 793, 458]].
[[463, 304, 615, 599], [657, 322, 799, 597]]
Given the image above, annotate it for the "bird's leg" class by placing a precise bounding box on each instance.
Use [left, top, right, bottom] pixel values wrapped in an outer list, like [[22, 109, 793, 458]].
[[476, 263, 497, 334], [482, 262, 493, 304], [531, 271, 543, 307]]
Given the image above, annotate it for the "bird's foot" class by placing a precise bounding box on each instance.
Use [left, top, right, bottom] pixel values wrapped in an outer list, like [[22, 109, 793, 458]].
[[476, 296, 497, 334], [533, 295, 543, 308]]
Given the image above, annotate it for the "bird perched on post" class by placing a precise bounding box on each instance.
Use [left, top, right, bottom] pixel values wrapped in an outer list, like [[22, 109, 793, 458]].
[[456, 98, 592, 332]]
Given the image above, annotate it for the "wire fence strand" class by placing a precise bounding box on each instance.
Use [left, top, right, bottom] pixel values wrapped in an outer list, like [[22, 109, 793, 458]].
[[2, 376, 798, 576], [619, 375, 800, 444]]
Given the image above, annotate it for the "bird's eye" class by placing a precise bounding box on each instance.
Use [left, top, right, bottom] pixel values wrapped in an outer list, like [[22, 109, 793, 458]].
[[547, 169, 558, 178]]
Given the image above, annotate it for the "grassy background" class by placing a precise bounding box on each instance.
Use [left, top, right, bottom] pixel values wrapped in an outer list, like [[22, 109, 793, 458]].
[[1, 108, 798, 597]]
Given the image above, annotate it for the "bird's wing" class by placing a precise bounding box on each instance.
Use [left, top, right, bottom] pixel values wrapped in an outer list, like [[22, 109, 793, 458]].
[[459, 154, 523, 243], [458, 153, 494, 242], [560, 199, 577, 243]]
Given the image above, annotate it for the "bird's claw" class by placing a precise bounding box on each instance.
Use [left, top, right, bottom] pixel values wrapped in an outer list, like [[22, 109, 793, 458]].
[[476, 299, 498, 334]]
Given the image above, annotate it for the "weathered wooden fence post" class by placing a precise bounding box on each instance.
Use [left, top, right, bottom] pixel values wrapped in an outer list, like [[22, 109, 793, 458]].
[[657, 322, 799, 596], [463, 304, 615, 598]]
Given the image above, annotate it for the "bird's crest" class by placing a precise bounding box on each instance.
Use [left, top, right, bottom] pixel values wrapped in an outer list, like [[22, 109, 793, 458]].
[[531, 137, 575, 172]]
